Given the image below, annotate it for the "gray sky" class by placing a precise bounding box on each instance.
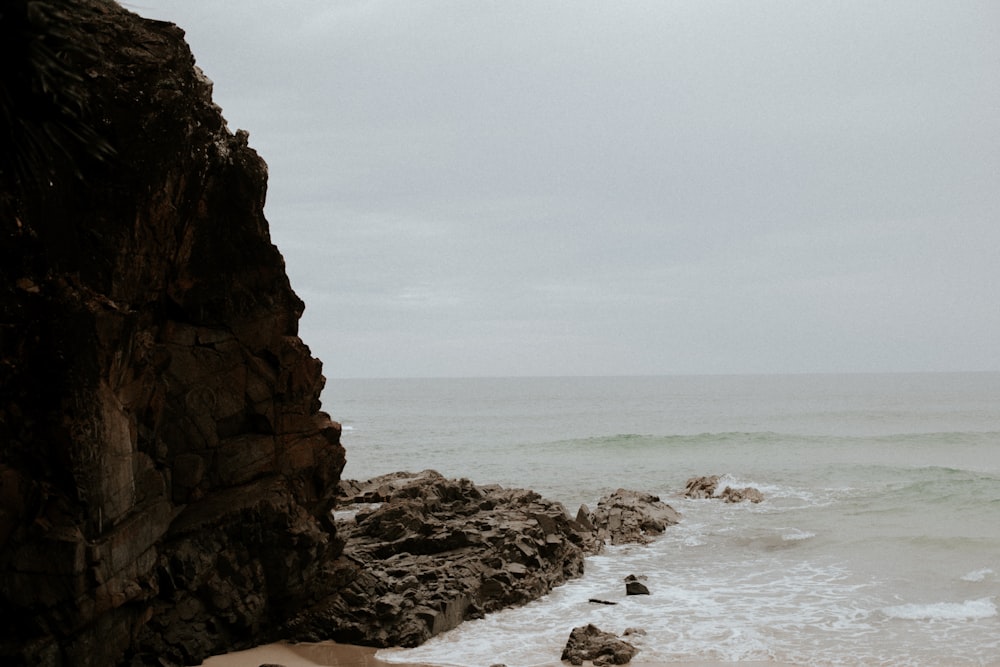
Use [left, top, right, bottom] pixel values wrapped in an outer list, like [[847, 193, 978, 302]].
[[142, 1, 999, 378]]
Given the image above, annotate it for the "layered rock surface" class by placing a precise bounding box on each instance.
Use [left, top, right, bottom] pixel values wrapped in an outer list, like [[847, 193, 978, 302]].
[[1, 2, 344, 664]]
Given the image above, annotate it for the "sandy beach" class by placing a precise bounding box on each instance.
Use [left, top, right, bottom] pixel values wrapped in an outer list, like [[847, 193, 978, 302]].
[[200, 640, 801, 667]]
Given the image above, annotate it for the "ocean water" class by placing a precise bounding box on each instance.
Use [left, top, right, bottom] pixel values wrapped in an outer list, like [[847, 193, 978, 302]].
[[327, 373, 1000, 666]]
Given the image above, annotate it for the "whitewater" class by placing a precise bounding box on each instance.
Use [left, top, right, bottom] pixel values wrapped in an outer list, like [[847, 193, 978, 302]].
[[329, 373, 1000, 666]]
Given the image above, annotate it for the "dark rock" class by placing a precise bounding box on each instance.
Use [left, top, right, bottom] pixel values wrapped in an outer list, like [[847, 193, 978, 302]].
[[0, 3, 345, 665], [589, 598, 618, 605], [561, 624, 638, 666], [588, 489, 681, 545], [624, 574, 650, 596], [625, 581, 650, 596]]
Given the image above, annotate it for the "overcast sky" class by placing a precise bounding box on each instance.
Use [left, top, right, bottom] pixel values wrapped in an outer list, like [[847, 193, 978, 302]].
[[142, 1, 999, 378]]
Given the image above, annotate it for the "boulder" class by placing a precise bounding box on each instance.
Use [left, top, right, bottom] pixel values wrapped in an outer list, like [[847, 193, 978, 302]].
[[561, 624, 638, 666]]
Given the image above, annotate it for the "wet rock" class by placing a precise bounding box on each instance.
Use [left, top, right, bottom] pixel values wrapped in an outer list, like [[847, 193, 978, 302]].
[[561, 624, 638, 666], [588, 489, 681, 545], [684, 475, 721, 499], [685, 476, 764, 503], [624, 575, 650, 596], [721, 486, 764, 503]]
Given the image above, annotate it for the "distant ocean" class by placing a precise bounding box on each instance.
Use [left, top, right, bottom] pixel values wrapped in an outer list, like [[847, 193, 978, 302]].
[[327, 373, 1000, 666]]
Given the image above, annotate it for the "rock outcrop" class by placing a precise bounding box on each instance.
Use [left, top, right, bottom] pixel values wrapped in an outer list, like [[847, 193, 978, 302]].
[[1, 2, 344, 664], [285, 471, 596, 647], [589, 489, 681, 545]]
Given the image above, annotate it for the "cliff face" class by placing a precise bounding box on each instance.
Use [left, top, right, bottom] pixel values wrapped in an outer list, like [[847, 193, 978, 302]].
[[0, 2, 345, 665]]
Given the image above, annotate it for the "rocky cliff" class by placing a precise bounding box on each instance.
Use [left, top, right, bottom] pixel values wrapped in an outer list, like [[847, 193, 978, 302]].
[[1, 1, 345, 664]]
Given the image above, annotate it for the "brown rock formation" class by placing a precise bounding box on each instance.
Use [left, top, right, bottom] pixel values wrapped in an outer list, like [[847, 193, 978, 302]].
[[1, 2, 344, 665]]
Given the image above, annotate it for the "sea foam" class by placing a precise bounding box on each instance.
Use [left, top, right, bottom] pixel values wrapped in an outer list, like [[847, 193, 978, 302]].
[[960, 568, 995, 583], [881, 597, 997, 621]]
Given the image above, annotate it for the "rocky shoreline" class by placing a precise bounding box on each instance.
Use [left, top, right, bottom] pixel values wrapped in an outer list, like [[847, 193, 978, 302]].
[[204, 472, 761, 666], [282, 471, 680, 650]]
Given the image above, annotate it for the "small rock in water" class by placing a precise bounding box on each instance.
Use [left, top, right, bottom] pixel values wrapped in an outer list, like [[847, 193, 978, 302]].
[[561, 624, 638, 665], [625, 580, 650, 595], [684, 475, 720, 498], [721, 485, 764, 503], [684, 476, 764, 503]]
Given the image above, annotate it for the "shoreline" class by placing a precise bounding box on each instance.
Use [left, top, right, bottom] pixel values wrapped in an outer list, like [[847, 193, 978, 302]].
[[200, 640, 803, 667]]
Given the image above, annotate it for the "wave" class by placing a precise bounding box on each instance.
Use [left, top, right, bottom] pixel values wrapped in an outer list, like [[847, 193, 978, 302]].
[[538, 429, 1000, 451], [961, 568, 995, 583], [881, 597, 997, 621]]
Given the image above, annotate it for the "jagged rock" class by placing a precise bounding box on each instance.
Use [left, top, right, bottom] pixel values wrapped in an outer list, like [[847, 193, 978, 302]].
[[721, 486, 764, 503], [684, 476, 763, 503], [588, 489, 681, 545], [287, 471, 595, 647], [0, 3, 344, 665], [561, 624, 638, 666], [624, 574, 650, 596], [684, 475, 721, 499]]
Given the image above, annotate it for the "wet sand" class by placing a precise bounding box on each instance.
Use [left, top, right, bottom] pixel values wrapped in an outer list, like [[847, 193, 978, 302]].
[[200, 640, 801, 667], [201, 641, 429, 667]]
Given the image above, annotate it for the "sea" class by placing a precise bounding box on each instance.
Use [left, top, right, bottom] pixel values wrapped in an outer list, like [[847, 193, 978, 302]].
[[326, 373, 1000, 666]]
